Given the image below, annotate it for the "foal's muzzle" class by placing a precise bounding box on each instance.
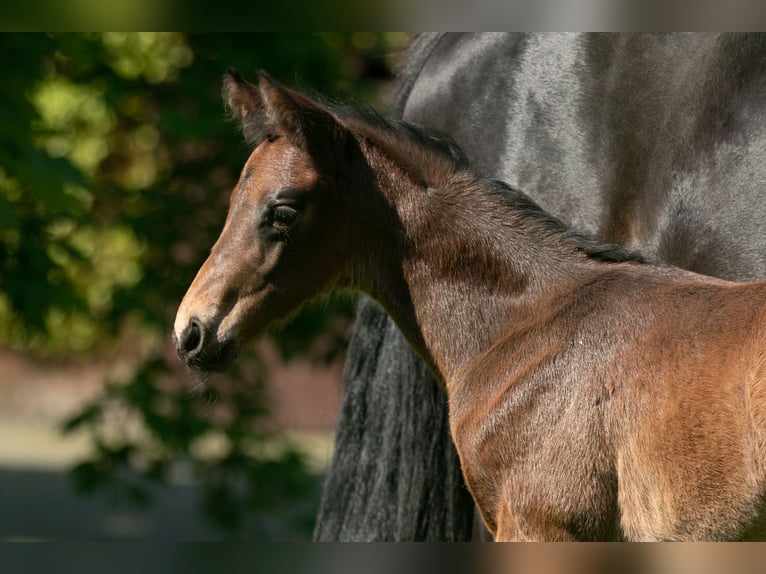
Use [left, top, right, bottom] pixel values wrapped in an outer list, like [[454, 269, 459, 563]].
[[173, 317, 235, 372]]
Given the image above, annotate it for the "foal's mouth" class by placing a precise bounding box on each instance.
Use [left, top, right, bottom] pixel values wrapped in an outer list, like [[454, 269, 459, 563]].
[[187, 338, 238, 373]]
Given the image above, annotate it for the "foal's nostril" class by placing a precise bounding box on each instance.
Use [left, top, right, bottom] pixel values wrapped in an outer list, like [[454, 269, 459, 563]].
[[175, 316, 233, 371], [181, 317, 204, 357]]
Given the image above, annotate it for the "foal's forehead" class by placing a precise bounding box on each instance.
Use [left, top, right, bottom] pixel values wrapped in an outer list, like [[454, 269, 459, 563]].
[[239, 139, 319, 195]]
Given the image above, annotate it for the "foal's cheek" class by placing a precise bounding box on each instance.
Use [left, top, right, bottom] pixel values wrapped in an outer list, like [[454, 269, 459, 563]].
[[243, 235, 296, 295]]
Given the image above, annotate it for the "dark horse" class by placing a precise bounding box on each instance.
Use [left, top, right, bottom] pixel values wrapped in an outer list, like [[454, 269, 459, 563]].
[[175, 70, 766, 540], [313, 33, 766, 541]]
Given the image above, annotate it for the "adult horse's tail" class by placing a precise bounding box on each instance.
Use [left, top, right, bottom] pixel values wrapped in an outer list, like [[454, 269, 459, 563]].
[[313, 34, 476, 541], [313, 299, 474, 541]]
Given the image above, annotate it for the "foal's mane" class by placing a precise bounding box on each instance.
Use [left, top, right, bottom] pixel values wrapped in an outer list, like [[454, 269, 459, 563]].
[[485, 180, 645, 264], [334, 104, 643, 266]]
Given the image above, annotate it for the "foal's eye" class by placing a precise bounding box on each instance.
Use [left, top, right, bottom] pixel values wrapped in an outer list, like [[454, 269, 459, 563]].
[[272, 205, 298, 225]]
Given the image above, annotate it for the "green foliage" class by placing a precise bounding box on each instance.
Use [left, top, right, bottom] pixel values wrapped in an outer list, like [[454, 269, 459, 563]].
[[1, 32, 408, 538]]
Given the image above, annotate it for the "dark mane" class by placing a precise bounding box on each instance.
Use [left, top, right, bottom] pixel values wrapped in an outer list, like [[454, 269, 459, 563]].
[[336, 103, 643, 266], [485, 180, 646, 264]]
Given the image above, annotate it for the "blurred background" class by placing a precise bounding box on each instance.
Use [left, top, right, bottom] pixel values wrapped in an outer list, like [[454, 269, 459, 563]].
[[0, 32, 409, 540]]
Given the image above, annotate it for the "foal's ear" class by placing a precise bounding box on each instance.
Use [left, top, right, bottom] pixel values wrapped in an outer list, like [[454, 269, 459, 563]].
[[223, 68, 344, 152], [223, 68, 272, 146], [255, 70, 345, 153]]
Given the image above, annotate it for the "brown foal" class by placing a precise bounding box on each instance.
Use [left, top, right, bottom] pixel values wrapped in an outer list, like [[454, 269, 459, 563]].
[[174, 71, 766, 541]]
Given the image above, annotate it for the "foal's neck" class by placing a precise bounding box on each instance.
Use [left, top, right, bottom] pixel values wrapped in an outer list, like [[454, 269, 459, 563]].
[[355, 140, 603, 383]]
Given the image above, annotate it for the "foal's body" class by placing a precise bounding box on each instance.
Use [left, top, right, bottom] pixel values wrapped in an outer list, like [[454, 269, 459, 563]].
[[174, 72, 766, 541], [366, 171, 766, 541]]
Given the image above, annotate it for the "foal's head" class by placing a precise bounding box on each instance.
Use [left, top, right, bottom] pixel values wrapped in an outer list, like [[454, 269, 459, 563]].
[[173, 71, 364, 371]]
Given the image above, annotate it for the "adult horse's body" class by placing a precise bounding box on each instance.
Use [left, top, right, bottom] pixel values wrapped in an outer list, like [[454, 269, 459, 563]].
[[173, 71, 766, 540], [315, 33, 766, 541]]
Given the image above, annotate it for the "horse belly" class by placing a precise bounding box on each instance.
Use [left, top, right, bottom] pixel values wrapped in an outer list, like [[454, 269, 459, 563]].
[[616, 439, 764, 541]]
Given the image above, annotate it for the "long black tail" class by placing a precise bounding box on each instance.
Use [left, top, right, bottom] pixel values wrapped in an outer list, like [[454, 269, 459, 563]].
[[313, 298, 474, 541]]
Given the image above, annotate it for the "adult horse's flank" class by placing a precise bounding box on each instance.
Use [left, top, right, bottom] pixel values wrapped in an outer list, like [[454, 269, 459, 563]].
[[174, 71, 766, 541]]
